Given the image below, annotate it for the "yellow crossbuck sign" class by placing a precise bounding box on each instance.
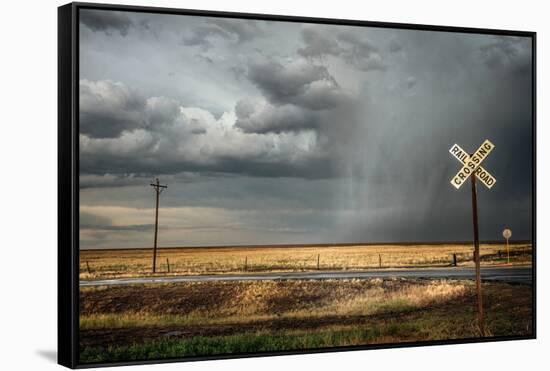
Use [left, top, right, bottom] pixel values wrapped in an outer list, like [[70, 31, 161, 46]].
[[449, 140, 496, 189], [449, 138, 495, 336]]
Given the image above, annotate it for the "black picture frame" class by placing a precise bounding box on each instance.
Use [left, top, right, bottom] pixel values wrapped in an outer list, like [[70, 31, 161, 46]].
[[58, 2, 537, 368]]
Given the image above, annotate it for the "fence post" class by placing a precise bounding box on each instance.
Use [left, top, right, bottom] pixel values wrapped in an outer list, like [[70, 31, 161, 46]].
[[452, 254, 457, 267], [86, 260, 91, 274], [317, 254, 320, 270], [379, 254, 382, 268], [166, 258, 170, 273], [244, 256, 248, 272]]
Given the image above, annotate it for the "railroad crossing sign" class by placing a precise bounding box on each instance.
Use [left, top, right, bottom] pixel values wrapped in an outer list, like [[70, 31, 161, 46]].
[[449, 139, 496, 336], [449, 140, 496, 189]]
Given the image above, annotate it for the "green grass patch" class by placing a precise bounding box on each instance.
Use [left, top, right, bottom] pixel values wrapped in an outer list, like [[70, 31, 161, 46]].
[[80, 327, 383, 364]]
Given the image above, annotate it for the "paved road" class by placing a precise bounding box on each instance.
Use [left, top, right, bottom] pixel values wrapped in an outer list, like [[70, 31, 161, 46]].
[[80, 266, 532, 287]]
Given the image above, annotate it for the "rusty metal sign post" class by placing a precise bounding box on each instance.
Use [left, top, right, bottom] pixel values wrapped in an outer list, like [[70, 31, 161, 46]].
[[449, 139, 496, 336], [150, 178, 168, 273]]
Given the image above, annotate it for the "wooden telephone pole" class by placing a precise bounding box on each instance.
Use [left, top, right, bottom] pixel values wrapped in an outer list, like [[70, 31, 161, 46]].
[[150, 178, 167, 273]]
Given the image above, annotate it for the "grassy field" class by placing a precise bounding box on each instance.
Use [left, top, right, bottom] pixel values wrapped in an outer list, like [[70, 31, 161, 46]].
[[80, 242, 533, 279], [79, 278, 533, 363]]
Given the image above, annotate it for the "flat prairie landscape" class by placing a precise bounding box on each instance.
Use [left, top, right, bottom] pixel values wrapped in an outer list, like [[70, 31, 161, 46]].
[[78, 242, 534, 364], [80, 242, 532, 279], [79, 278, 533, 363]]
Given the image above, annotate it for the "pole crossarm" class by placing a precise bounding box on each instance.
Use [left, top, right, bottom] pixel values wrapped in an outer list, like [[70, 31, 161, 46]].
[[150, 181, 168, 191]]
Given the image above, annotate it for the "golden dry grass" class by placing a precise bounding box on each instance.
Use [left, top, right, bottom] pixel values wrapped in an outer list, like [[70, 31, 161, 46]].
[[80, 278, 470, 329], [79, 278, 533, 351], [80, 242, 532, 279], [78, 279, 532, 363]]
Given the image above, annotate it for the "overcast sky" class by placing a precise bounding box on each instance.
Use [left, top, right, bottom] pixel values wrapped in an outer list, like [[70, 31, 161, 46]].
[[78, 9, 533, 249]]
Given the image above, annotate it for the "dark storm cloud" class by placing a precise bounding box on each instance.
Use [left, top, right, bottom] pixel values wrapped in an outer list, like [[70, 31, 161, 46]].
[[337, 31, 377, 54], [146, 96, 180, 126], [194, 54, 214, 64], [230, 66, 247, 80], [247, 59, 351, 110], [79, 12, 534, 246], [298, 27, 342, 58], [388, 39, 403, 53], [80, 141, 332, 179], [80, 79, 203, 139], [182, 25, 231, 49], [208, 18, 265, 42], [479, 36, 531, 75], [406, 76, 417, 89], [80, 9, 133, 36], [83, 176, 345, 211], [79, 78, 332, 178], [80, 174, 152, 189], [80, 80, 147, 138], [234, 99, 320, 133], [337, 31, 387, 71], [297, 26, 387, 71], [191, 127, 207, 135], [183, 18, 264, 49]]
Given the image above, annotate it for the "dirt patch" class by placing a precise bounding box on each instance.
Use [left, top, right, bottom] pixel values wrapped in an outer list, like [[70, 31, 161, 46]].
[[80, 282, 242, 315]]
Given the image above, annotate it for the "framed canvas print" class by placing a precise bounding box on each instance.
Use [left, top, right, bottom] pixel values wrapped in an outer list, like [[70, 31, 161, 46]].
[[58, 2, 536, 368]]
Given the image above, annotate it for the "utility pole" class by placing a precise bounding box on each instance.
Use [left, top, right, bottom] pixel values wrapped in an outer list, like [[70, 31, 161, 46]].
[[150, 178, 167, 273]]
